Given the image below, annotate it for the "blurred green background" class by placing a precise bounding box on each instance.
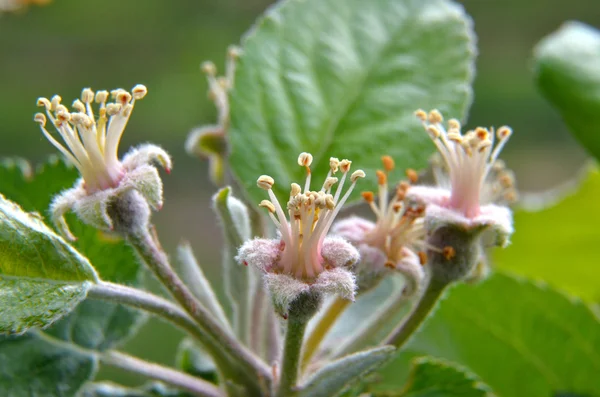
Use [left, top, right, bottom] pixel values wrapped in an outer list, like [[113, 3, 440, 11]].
[[0, 0, 598, 387]]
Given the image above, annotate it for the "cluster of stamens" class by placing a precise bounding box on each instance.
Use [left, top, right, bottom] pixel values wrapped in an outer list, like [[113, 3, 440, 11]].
[[257, 153, 365, 279], [360, 156, 428, 267], [415, 109, 513, 218], [34, 85, 147, 193]]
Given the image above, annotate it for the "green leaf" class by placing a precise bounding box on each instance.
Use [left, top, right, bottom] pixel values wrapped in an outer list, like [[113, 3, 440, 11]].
[[212, 186, 254, 342], [0, 194, 96, 333], [391, 356, 494, 397], [494, 167, 600, 302], [0, 333, 97, 396], [0, 157, 146, 350], [176, 338, 218, 384], [533, 21, 600, 161], [229, 0, 475, 205], [299, 346, 396, 397], [376, 273, 600, 397], [81, 382, 190, 397]]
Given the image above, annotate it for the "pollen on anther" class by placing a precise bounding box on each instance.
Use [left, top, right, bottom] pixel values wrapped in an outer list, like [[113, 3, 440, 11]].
[[37, 97, 51, 109], [132, 84, 148, 100], [428, 109, 443, 124], [257, 175, 275, 190], [405, 169, 418, 184], [418, 251, 428, 265], [329, 157, 340, 173], [340, 159, 352, 173], [201, 61, 217, 75], [351, 169, 366, 182], [290, 183, 301, 196], [95, 90, 109, 104], [415, 109, 427, 122], [448, 118, 461, 130], [298, 152, 313, 167], [81, 88, 94, 104], [361, 191, 374, 203], [381, 155, 395, 171], [259, 200, 276, 213], [34, 113, 46, 126], [376, 170, 387, 185], [497, 126, 512, 139], [443, 246, 456, 260]]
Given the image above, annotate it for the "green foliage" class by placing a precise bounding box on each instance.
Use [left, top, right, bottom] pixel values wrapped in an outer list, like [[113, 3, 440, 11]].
[[0, 193, 96, 333], [533, 21, 600, 161], [386, 356, 493, 397], [376, 273, 600, 397], [0, 333, 97, 396], [495, 168, 600, 302], [176, 338, 218, 383], [229, 0, 475, 205], [299, 346, 396, 397], [0, 157, 146, 348], [81, 382, 190, 397]]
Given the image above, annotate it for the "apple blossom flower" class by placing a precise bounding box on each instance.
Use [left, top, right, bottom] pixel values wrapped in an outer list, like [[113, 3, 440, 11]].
[[405, 109, 516, 283], [333, 156, 426, 295], [236, 153, 365, 317], [34, 85, 171, 240]]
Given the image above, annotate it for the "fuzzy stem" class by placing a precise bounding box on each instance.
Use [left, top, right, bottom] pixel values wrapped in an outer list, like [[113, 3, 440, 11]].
[[301, 297, 350, 370], [384, 278, 448, 348], [126, 228, 271, 388], [100, 351, 222, 397], [278, 316, 308, 397]]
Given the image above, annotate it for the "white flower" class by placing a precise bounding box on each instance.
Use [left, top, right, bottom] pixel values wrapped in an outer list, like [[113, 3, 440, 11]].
[[332, 156, 426, 295], [236, 152, 365, 316], [407, 109, 515, 246], [34, 85, 171, 240]]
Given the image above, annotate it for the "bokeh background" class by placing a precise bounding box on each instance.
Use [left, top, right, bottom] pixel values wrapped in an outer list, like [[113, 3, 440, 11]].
[[1, 0, 598, 387]]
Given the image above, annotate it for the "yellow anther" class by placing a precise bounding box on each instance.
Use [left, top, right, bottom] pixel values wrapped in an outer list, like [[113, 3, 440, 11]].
[[50, 95, 62, 111], [257, 175, 275, 190], [298, 152, 313, 167], [116, 91, 132, 105], [426, 125, 441, 139], [443, 246, 456, 260], [361, 191, 374, 203], [106, 103, 122, 116], [351, 169, 366, 182], [376, 170, 387, 185], [132, 84, 147, 100], [447, 118, 461, 130], [81, 88, 94, 104], [290, 183, 302, 196], [323, 177, 338, 190], [340, 159, 352, 173], [329, 157, 340, 173], [381, 155, 395, 171], [95, 90, 109, 104], [428, 109, 443, 124], [259, 200, 276, 213], [415, 109, 427, 122], [34, 113, 46, 126], [405, 168, 418, 183], [72, 100, 85, 113], [497, 126, 512, 139], [201, 61, 217, 75], [37, 97, 51, 109], [228, 45, 241, 59]]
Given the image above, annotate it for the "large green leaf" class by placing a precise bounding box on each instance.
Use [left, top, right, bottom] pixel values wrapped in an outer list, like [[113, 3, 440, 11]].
[[0, 194, 96, 334], [376, 273, 600, 397], [0, 333, 97, 396], [229, 0, 475, 204], [389, 356, 493, 397], [533, 21, 600, 161], [0, 157, 146, 350], [494, 167, 600, 302]]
